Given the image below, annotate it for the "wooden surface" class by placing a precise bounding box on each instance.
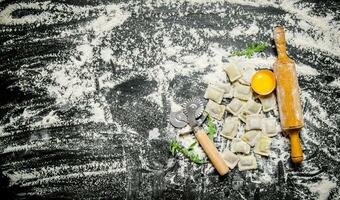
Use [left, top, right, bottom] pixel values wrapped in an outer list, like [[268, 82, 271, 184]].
[[0, 0, 339, 199]]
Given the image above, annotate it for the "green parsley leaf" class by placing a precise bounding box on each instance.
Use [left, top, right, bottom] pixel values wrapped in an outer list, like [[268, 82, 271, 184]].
[[206, 114, 216, 140], [187, 141, 197, 152], [229, 43, 269, 58], [169, 140, 206, 164]]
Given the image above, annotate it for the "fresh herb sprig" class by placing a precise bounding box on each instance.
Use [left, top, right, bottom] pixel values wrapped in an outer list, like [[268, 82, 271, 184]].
[[229, 43, 268, 58], [169, 113, 216, 164], [206, 113, 216, 140], [169, 140, 206, 164]]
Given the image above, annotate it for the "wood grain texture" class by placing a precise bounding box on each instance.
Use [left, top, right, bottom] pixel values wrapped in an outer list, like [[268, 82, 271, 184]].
[[274, 27, 304, 130], [273, 27, 304, 164]]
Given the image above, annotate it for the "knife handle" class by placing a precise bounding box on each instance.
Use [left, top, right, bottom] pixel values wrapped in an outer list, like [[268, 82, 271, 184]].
[[195, 129, 229, 176]]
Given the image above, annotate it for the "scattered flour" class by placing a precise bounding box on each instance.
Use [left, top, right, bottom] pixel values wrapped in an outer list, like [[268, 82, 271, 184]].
[[295, 63, 320, 76], [328, 78, 340, 87], [169, 98, 183, 112], [301, 91, 335, 128], [229, 25, 245, 38], [89, 4, 131, 34], [0, 0, 338, 193], [1, 2, 131, 129], [308, 176, 337, 200], [0, 2, 91, 25], [98, 72, 115, 89], [285, 30, 340, 56], [100, 48, 114, 63], [148, 128, 160, 140], [33, 111, 60, 127], [88, 101, 110, 123], [258, 170, 273, 184], [4, 160, 126, 187], [244, 21, 260, 36], [144, 91, 164, 109], [3, 142, 48, 154]]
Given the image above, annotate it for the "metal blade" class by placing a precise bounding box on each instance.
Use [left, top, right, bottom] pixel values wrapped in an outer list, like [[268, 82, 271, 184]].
[[184, 98, 204, 128], [169, 111, 188, 128], [196, 111, 208, 126]]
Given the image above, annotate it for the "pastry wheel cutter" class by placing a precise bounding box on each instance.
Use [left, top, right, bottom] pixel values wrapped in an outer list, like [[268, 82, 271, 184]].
[[170, 98, 229, 176]]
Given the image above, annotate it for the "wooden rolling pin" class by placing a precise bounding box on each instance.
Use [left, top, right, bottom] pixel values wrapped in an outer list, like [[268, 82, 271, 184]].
[[273, 27, 304, 164]]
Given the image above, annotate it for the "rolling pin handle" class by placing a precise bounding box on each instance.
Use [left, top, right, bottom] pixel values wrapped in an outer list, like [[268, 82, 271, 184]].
[[195, 129, 229, 176], [289, 130, 304, 165], [274, 27, 287, 58]]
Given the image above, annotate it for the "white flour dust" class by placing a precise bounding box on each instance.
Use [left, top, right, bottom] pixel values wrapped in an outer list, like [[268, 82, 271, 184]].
[[148, 128, 160, 140], [0, 2, 132, 132], [0, 0, 339, 195], [1, 0, 337, 132], [305, 176, 337, 200]]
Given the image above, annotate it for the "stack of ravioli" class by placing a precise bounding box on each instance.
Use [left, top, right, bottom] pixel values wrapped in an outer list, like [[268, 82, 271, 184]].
[[204, 62, 280, 171]]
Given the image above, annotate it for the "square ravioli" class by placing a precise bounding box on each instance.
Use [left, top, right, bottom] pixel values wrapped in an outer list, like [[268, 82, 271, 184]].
[[215, 82, 233, 98], [204, 84, 225, 104], [238, 154, 257, 171], [224, 63, 242, 82], [261, 118, 279, 137], [226, 98, 246, 116], [241, 130, 261, 147], [254, 134, 272, 156], [205, 100, 225, 120], [220, 117, 240, 139], [221, 148, 239, 169], [238, 68, 256, 85], [233, 82, 252, 101], [237, 99, 262, 122], [245, 114, 263, 130], [243, 99, 262, 115], [231, 138, 250, 154], [258, 93, 277, 112]]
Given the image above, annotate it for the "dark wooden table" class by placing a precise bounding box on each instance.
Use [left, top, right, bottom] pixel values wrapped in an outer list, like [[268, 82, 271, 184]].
[[0, 0, 339, 199]]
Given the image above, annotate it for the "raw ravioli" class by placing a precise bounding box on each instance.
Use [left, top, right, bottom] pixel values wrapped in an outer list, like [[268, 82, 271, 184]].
[[238, 154, 257, 171], [259, 93, 277, 112], [239, 68, 256, 85], [221, 117, 240, 139], [241, 130, 260, 147], [205, 100, 225, 120], [233, 82, 252, 100], [245, 114, 263, 130], [231, 138, 250, 154], [226, 98, 245, 116], [254, 135, 272, 156], [204, 84, 225, 104], [215, 83, 233, 98], [261, 118, 279, 137], [221, 148, 239, 169], [224, 63, 242, 82], [237, 99, 261, 122], [243, 99, 262, 115]]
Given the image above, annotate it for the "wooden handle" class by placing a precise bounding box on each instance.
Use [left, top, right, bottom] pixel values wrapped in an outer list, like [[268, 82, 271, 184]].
[[289, 129, 303, 164], [195, 130, 229, 176], [274, 27, 287, 58]]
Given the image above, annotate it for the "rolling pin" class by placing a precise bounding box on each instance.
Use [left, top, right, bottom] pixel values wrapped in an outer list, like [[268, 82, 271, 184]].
[[273, 27, 304, 164]]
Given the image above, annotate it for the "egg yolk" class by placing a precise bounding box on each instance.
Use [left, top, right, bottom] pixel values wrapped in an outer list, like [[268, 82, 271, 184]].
[[251, 70, 276, 95]]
